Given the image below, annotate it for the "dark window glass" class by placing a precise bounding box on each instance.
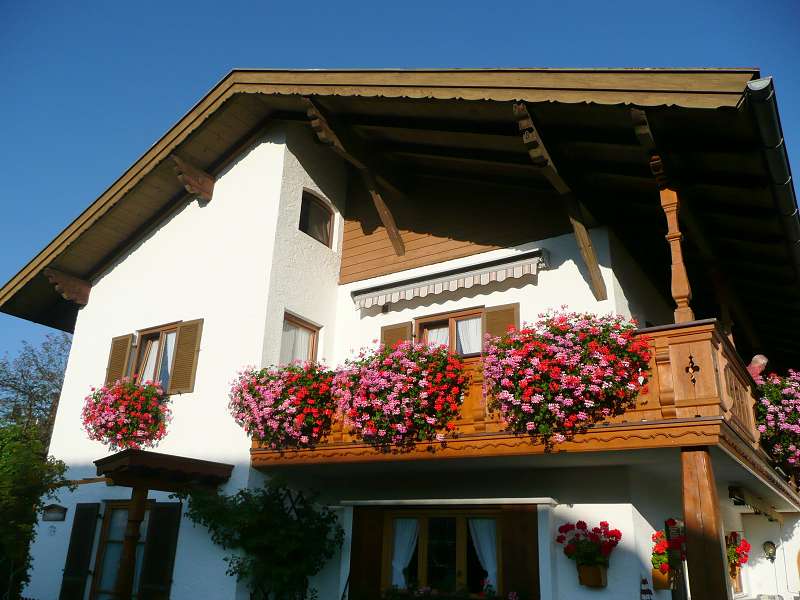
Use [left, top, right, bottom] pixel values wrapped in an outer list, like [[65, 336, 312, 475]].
[[427, 517, 457, 592], [466, 526, 489, 593], [299, 192, 332, 247]]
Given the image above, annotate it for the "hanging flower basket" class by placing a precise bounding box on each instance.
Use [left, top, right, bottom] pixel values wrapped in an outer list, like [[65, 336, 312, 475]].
[[756, 370, 800, 471], [229, 363, 335, 451], [332, 340, 468, 452], [726, 532, 750, 575], [555, 520, 622, 589], [82, 378, 171, 451], [484, 309, 651, 448]]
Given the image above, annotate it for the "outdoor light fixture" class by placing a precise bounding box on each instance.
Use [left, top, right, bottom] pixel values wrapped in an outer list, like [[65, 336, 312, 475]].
[[42, 504, 68, 522], [763, 540, 777, 563]]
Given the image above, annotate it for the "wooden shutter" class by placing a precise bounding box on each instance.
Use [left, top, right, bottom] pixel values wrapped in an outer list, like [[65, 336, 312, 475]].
[[167, 319, 203, 394], [58, 502, 100, 600], [349, 507, 385, 600], [138, 502, 182, 600], [483, 303, 520, 340], [500, 505, 539, 600], [380, 322, 412, 347], [105, 334, 133, 385]]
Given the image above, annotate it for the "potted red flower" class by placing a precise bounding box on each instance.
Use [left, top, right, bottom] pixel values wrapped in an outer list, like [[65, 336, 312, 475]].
[[650, 520, 685, 590], [82, 377, 170, 450], [555, 520, 622, 588], [726, 532, 750, 580]]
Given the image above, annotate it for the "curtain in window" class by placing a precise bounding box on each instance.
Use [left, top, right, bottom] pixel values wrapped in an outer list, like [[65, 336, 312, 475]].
[[158, 331, 177, 389], [391, 518, 419, 588], [280, 321, 312, 364], [468, 518, 498, 590], [426, 325, 450, 347], [139, 339, 160, 383], [456, 317, 482, 355]]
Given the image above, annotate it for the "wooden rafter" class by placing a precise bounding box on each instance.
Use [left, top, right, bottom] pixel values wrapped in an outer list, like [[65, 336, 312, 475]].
[[42, 268, 90, 306], [303, 97, 405, 256], [512, 102, 608, 301], [170, 155, 215, 203]]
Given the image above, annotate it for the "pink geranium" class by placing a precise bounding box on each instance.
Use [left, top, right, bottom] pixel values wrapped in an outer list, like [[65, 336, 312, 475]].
[[229, 362, 335, 450], [332, 340, 468, 452], [483, 309, 651, 447], [756, 370, 800, 470], [82, 378, 170, 450]]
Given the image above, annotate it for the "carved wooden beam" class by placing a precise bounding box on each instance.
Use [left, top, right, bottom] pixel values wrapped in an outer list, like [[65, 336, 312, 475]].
[[170, 155, 215, 203], [303, 97, 405, 256], [43, 268, 90, 306], [512, 102, 607, 301]]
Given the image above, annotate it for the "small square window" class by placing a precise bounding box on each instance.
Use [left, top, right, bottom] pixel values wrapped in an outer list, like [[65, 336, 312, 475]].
[[299, 191, 333, 247]]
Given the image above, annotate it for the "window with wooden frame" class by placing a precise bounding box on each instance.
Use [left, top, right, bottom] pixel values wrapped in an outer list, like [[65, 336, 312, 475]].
[[416, 308, 484, 358], [299, 190, 334, 248], [381, 509, 501, 594], [280, 313, 319, 364], [59, 500, 182, 600], [103, 319, 204, 395]]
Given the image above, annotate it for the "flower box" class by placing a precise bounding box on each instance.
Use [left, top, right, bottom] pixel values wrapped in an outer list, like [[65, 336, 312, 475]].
[[332, 340, 468, 452], [578, 564, 607, 588], [652, 567, 672, 590], [483, 310, 651, 448], [229, 362, 335, 451]]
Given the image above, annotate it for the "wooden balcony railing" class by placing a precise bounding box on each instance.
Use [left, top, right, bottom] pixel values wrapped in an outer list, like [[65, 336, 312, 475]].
[[251, 319, 761, 466]]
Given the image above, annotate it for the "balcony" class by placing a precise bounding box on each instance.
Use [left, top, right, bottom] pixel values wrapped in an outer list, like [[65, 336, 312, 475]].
[[251, 319, 764, 468]]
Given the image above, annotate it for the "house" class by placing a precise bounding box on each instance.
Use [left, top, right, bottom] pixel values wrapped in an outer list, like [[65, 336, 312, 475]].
[[2, 68, 800, 600]]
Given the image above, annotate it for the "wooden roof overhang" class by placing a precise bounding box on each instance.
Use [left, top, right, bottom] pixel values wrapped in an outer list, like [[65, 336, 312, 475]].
[[2, 68, 798, 364], [94, 448, 234, 492]]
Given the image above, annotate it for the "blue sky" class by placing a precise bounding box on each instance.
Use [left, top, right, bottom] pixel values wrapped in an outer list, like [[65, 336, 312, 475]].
[[1, 0, 799, 359]]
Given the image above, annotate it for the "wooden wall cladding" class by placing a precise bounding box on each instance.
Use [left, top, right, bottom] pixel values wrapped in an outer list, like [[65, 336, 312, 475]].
[[340, 179, 570, 283]]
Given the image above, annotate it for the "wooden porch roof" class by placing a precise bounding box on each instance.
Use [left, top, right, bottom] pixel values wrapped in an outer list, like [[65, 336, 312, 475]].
[[1, 68, 798, 366]]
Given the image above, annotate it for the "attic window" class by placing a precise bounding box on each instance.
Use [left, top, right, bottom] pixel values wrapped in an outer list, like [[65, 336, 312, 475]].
[[299, 190, 333, 247]]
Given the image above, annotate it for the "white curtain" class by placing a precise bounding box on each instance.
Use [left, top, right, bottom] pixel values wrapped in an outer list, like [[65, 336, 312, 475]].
[[139, 339, 160, 382], [426, 325, 450, 347], [456, 317, 482, 355], [158, 331, 176, 388], [280, 321, 312, 364], [391, 518, 419, 587], [468, 518, 498, 589]]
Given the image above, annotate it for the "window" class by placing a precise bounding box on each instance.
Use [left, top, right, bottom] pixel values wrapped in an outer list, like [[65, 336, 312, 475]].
[[280, 314, 319, 364], [104, 320, 204, 395], [385, 510, 499, 593], [132, 323, 179, 389], [299, 190, 333, 247], [90, 502, 151, 600], [417, 308, 484, 358]]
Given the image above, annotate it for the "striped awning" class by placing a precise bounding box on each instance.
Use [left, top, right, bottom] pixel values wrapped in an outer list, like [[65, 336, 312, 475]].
[[351, 249, 549, 309]]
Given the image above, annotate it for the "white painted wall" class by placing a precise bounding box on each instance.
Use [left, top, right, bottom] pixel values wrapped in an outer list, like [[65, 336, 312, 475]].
[[742, 512, 800, 599], [26, 125, 290, 600]]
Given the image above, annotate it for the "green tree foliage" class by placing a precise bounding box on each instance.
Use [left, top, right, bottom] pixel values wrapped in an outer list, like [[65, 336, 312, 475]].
[[0, 333, 71, 448], [181, 481, 344, 600], [0, 423, 71, 599]]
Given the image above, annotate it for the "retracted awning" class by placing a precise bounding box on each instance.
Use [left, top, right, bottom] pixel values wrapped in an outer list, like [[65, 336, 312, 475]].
[[351, 249, 549, 309]]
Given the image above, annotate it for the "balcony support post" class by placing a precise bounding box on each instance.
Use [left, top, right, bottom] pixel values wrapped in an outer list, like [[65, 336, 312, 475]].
[[113, 485, 148, 600], [658, 181, 695, 323], [681, 446, 731, 600]]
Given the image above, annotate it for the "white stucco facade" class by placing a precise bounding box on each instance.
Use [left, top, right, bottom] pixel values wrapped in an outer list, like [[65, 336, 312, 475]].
[[23, 120, 798, 600]]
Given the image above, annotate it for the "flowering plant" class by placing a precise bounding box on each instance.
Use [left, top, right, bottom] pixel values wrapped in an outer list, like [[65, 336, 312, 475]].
[[555, 520, 622, 567], [484, 309, 651, 447], [332, 341, 468, 452], [229, 362, 335, 450], [756, 370, 800, 471], [651, 519, 685, 574], [726, 532, 750, 569], [82, 378, 170, 450]]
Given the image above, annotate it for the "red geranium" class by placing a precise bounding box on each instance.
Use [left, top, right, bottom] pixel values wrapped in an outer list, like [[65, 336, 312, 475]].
[[651, 526, 685, 575], [82, 378, 170, 450], [726, 532, 751, 567], [555, 520, 621, 567]]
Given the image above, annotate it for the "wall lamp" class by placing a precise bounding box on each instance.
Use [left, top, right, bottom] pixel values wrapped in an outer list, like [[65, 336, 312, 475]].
[[763, 541, 777, 563]]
